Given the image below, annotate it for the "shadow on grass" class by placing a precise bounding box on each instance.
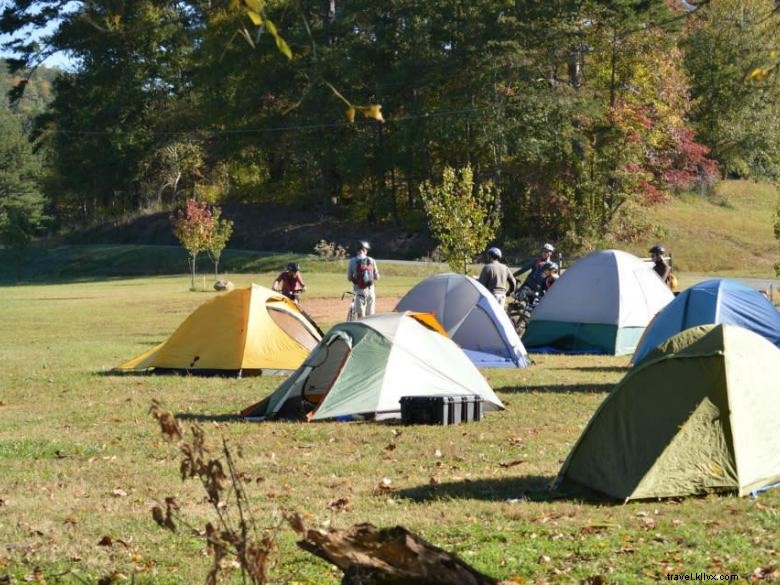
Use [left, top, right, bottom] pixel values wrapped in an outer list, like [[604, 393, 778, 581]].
[[494, 384, 612, 394], [397, 475, 612, 504], [176, 412, 244, 423], [546, 366, 629, 373]]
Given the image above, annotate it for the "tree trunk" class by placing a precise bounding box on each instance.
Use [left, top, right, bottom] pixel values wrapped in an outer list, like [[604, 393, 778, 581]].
[[294, 523, 497, 585]]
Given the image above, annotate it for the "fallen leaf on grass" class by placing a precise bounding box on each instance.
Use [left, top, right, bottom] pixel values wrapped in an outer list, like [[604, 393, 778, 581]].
[[375, 478, 394, 492], [751, 566, 778, 581], [328, 498, 350, 512], [384, 443, 396, 451], [98, 536, 113, 547], [499, 459, 525, 468], [23, 568, 45, 583], [640, 517, 656, 529], [581, 576, 607, 585], [111, 488, 128, 497], [581, 523, 619, 535], [285, 512, 306, 535], [63, 515, 79, 525]]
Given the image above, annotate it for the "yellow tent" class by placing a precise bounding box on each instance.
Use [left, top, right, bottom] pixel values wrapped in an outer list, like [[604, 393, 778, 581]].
[[115, 284, 322, 374]]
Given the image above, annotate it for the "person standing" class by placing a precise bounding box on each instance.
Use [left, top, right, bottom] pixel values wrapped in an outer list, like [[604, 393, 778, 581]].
[[347, 241, 380, 318], [478, 247, 516, 307], [649, 244, 674, 288]]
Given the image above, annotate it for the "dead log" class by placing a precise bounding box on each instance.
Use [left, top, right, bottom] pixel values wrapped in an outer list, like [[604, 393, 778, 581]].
[[291, 520, 497, 585]]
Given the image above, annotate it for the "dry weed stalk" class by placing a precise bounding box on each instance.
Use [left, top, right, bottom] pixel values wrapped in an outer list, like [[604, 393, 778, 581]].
[[149, 400, 281, 585]]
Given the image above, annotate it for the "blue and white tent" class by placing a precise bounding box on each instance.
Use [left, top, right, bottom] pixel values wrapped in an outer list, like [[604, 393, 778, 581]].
[[632, 278, 780, 365], [395, 273, 529, 368]]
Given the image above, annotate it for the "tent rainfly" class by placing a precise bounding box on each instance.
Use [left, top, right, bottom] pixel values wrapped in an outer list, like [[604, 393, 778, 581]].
[[394, 273, 529, 367], [241, 312, 504, 421], [556, 324, 780, 500], [114, 284, 322, 375], [522, 249, 674, 355], [631, 278, 780, 365]]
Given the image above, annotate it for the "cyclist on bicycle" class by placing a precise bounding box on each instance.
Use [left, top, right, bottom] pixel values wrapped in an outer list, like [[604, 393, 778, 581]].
[[514, 243, 556, 293], [272, 262, 306, 304]]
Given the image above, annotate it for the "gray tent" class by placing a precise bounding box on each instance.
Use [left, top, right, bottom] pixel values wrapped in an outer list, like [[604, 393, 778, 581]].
[[395, 273, 529, 367]]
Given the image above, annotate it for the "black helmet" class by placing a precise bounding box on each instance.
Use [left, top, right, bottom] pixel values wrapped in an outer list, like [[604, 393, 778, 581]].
[[542, 261, 558, 272], [286, 262, 300, 271], [649, 244, 666, 255], [487, 246, 502, 260], [358, 240, 371, 251]]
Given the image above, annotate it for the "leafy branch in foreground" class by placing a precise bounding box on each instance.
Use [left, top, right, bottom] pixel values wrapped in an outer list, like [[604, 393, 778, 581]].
[[149, 399, 281, 585]]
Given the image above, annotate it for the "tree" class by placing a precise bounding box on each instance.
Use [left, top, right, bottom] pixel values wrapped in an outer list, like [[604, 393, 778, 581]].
[[170, 199, 214, 290], [419, 165, 499, 273], [205, 206, 234, 279], [683, 0, 780, 179], [0, 108, 46, 280]]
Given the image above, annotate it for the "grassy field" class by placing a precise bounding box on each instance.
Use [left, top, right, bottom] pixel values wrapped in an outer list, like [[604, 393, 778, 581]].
[[0, 270, 777, 585]]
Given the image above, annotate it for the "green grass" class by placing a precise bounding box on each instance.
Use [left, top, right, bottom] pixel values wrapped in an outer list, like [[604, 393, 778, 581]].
[[0, 273, 777, 584]]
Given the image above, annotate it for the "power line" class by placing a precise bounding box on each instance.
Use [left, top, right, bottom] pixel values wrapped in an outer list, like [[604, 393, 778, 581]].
[[45, 104, 497, 137]]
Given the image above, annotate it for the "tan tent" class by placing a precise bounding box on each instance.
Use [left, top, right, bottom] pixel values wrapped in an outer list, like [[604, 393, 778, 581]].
[[115, 284, 321, 375], [242, 312, 504, 421]]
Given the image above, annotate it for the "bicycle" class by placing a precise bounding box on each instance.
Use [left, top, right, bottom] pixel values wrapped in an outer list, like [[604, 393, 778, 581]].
[[341, 290, 355, 321]]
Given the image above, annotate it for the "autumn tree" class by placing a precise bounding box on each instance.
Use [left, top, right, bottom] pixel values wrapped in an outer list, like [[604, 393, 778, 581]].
[[420, 165, 500, 273], [171, 199, 214, 290]]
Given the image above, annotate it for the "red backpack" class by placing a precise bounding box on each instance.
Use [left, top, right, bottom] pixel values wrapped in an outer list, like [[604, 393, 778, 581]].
[[355, 258, 375, 289]]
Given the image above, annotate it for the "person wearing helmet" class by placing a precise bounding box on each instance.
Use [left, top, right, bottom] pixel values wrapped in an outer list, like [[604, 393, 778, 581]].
[[649, 244, 672, 286], [272, 261, 307, 304], [514, 243, 556, 293], [478, 246, 516, 307], [347, 240, 380, 318]]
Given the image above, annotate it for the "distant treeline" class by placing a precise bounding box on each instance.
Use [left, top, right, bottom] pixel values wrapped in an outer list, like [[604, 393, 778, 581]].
[[1, 0, 779, 248]]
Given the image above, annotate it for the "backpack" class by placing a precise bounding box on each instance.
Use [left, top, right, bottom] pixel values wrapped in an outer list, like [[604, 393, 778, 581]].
[[667, 271, 678, 291], [355, 257, 374, 289]]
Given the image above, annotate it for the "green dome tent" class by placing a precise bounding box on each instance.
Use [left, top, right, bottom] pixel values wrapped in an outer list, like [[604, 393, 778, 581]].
[[556, 324, 780, 500], [241, 312, 504, 422]]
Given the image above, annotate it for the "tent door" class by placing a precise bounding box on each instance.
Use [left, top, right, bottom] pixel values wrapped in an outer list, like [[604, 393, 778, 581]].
[[301, 337, 352, 414]]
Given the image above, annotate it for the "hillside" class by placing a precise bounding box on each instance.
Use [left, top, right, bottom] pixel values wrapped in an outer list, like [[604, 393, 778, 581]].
[[62, 181, 778, 271], [637, 180, 779, 275]]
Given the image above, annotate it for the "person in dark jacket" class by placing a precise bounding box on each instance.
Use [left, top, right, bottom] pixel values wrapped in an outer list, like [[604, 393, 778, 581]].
[[649, 244, 672, 284], [514, 243, 555, 292]]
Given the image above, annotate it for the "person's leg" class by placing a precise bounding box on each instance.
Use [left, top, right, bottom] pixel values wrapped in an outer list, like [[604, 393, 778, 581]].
[[366, 287, 376, 316]]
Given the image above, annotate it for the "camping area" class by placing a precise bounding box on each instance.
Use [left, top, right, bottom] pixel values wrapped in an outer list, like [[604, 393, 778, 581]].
[[2, 0, 780, 582], [1, 221, 778, 584]]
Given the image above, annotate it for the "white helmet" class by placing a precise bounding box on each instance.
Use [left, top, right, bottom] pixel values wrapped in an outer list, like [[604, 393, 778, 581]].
[[487, 247, 502, 259], [543, 243, 555, 252]]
